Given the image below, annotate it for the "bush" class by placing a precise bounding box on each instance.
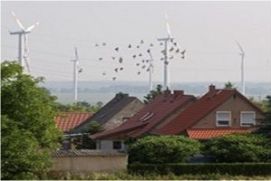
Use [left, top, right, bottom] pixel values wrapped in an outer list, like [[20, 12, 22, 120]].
[[128, 163, 271, 176], [203, 134, 271, 162], [128, 135, 201, 164]]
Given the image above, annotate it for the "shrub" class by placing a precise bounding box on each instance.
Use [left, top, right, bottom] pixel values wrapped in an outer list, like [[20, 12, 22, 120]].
[[128, 135, 201, 164], [128, 163, 271, 176], [203, 134, 271, 162]]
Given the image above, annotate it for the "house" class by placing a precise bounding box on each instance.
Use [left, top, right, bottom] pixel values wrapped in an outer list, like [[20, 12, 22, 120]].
[[91, 90, 196, 150], [154, 85, 264, 139], [70, 93, 144, 134], [55, 112, 93, 133], [92, 85, 265, 149]]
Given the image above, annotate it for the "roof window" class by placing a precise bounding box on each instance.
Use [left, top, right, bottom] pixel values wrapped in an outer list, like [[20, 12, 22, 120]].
[[139, 112, 154, 122]]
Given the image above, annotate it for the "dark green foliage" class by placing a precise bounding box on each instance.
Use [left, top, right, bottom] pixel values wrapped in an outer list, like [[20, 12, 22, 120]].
[[128, 163, 271, 176], [203, 134, 271, 163], [128, 136, 201, 164], [1, 61, 61, 179], [86, 121, 104, 134], [224, 81, 235, 89], [144, 84, 163, 104], [56, 101, 103, 113], [257, 95, 271, 135]]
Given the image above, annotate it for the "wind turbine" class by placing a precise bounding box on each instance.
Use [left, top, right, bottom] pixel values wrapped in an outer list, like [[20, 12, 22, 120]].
[[235, 41, 245, 95], [9, 11, 39, 72], [157, 12, 174, 90], [71, 47, 83, 102]]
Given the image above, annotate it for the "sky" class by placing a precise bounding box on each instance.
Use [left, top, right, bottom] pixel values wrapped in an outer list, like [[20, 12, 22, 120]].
[[1, 1, 271, 84]]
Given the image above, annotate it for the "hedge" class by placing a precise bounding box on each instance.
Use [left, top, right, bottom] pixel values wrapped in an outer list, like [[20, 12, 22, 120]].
[[128, 163, 271, 176]]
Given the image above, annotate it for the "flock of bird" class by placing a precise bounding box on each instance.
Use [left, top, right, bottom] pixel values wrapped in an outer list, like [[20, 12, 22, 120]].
[[94, 39, 186, 81]]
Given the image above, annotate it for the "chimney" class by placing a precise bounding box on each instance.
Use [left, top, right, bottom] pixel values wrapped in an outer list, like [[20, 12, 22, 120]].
[[173, 90, 184, 97], [209, 84, 216, 92]]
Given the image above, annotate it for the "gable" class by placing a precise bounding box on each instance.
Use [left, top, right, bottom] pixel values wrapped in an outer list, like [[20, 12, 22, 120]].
[[192, 93, 265, 129]]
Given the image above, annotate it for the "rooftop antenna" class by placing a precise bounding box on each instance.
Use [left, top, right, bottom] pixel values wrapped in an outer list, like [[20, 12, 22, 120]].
[[235, 41, 245, 95], [9, 11, 39, 72], [147, 50, 154, 91], [71, 47, 83, 102], [157, 12, 173, 90]]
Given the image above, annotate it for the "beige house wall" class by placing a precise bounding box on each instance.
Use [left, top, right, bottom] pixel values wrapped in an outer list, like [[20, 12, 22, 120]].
[[192, 95, 264, 129], [52, 154, 127, 172], [103, 99, 144, 130]]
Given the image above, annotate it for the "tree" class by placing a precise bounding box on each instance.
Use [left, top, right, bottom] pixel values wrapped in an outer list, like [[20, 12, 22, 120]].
[[128, 136, 201, 164], [144, 84, 163, 104], [56, 101, 103, 113], [257, 95, 271, 136], [224, 81, 235, 89], [203, 134, 271, 163], [1, 61, 61, 179]]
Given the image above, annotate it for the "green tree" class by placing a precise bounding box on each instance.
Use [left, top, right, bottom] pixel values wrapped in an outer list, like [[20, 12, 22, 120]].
[[1, 61, 61, 179], [56, 101, 103, 113], [128, 136, 201, 164], [257, 95, 271, 136], [224, 81, 235, 89], [144, 84, 163, 104], [203, 134, 271, 163]]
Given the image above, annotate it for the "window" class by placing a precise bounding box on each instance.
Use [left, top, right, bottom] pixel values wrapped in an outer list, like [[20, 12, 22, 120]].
[[113, 141, 122, 150], [240, 111, 256, 127], [216, 111, 231, 127]]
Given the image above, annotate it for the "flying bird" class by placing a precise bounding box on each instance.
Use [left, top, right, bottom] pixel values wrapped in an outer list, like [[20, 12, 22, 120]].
[[133, 55, 137, 59], [142, 65, 146, 69], [147, 49, 150, 53], [102, 42, 106, 46], [112, 77, 116, 81], [78, 68, 83, 73], [173, 42, 177, 46], [176, 49, 180, 53], [165, 61, 169, 65], [119, 67, 124, 71], [119, 57, 123, 63], [136, 63, 140, 66], [181, 49, 186, 55], [150, 43, 154, 47], [137, 71, 141, 75], [146, 68, 150, 72], [169, 47, 174, 52], [115, 47, 119, 52], [112, 56, 116, 60], [95, 43, 99, 47], [128, 44, 132, 48], [102, 72, 106, 76], [136, 45, 140, 48], [160, 42, 163, 46], [114, 68, 118, 72], [142, 60, 145, 63], [138, 53, 142, 57], [99, 57, 103, 61], [140, 40, 144, 44], [169, 56, 174, 60]]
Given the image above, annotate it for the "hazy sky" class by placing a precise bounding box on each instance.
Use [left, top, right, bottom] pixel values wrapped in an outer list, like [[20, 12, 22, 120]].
[[1, 1, 271, 84]]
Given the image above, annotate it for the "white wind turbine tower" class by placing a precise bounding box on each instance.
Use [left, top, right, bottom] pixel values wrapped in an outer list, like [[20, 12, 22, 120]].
[[71, 47, 83, 102], [9, 11, 39, 72], [235, 41, 246, 95], [157, 12, 174, 90]]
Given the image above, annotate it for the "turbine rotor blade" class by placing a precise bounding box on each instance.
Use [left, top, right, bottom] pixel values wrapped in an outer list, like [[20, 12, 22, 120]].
[[11, 11, 25, 30], [235, 40, 245, 54], [26, 22, 39, 32], [165, 12, 172, 38]]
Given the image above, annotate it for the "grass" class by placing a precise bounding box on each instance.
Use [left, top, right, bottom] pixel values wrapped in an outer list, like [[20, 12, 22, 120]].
[[48, 171, 271, 180]]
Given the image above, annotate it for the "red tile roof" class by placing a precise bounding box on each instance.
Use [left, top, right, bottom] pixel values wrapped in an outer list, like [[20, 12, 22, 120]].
[[91, 91, 196, 139], [155, 86, 263, 135], [55, 112, 93, 133], [186, 128, 254, 140]]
